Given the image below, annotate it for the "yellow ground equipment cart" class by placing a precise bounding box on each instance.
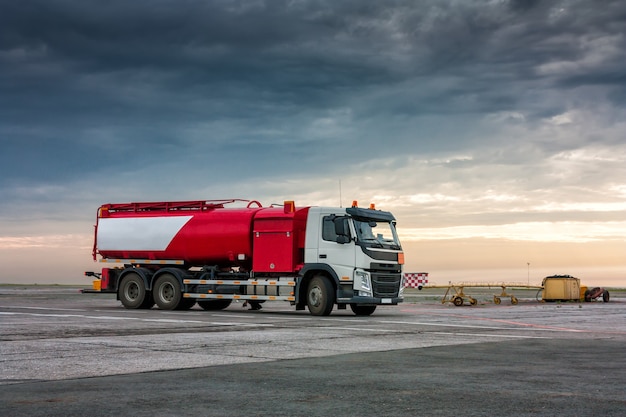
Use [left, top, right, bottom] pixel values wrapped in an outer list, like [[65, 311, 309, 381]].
[[541, 275, 609, 302]]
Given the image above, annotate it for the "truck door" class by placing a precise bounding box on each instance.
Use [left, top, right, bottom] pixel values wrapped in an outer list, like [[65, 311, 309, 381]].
[[317, 214, 356, 280]]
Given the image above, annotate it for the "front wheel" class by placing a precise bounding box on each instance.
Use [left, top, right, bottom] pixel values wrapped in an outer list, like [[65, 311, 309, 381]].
[[307, 276, 335, 316], [350, 304, 376, 316]]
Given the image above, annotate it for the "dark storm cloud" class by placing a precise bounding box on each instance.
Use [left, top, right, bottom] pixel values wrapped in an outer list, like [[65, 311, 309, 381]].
[[1, 0, 625, 198]]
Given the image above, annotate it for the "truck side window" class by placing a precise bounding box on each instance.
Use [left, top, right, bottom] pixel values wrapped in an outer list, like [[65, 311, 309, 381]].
[[322, 216, 351, 242]]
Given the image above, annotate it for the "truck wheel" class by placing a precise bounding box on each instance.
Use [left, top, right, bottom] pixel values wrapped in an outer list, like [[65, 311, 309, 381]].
[[349, 304, 376, 316], [198, 299, 232, 310], [153, 274, 182, 310], [307, 275, 335, 316], [119, 273, 149, 309]]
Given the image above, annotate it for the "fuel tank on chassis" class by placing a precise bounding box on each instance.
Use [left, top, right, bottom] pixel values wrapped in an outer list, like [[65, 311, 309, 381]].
[[96, 208, 261, 268]]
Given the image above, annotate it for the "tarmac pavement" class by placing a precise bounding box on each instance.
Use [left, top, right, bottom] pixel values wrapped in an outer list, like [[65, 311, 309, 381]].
[[1, 286, 625, 416]]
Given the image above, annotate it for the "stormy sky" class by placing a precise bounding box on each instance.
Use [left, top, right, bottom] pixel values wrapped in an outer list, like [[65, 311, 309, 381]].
[[1, 0, 625, 285]]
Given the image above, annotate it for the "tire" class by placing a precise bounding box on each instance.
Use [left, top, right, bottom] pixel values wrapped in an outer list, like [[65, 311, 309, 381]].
[[307, 275, 335, 316], [350, 304, 377, 316], [119, 273, 150, 309], [511, 296, 518, 305], [453, 296, 464, 306], [584, 289, 591, 302], [198, 299, 232, 311], [603, 290, 610, 303], [153, 274, 182, 310]]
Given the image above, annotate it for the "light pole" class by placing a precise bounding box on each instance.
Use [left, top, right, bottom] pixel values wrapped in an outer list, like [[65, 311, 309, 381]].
[[527, 262, 530, 286]]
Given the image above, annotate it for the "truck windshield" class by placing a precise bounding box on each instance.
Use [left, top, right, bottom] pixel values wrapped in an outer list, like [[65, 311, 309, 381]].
[[353, 219, 401, 249]]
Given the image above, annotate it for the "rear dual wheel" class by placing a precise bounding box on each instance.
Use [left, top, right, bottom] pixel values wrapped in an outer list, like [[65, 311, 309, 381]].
[[119, 273, 154, 309], [153, 274, 195, 310]]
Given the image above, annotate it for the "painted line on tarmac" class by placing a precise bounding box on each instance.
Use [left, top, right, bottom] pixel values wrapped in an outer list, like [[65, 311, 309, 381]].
[[0, 311, 274, 327], [431, 331, 548, 339], [320, 317, 374, 323], [422, 312, 591, 333], [0, 305, 88, 312], [377, 319, 585, 332], [211, 313, 308, 321], [314, 326, 402, 333]]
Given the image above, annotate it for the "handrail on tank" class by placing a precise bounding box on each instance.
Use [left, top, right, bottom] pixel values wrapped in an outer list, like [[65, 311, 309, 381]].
[[100, 199, 263, 213]]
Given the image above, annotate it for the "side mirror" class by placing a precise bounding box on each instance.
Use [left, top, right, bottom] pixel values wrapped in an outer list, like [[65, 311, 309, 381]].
[[336, 236, 350, 244], [334, 217, 350, 244], [334, 217, 346, 236]]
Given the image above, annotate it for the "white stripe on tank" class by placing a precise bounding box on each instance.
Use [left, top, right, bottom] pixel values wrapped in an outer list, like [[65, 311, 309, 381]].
[[97, 216, 193, 251]]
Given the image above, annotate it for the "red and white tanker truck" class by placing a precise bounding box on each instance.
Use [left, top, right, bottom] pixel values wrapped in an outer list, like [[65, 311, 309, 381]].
[[84, 199, 405, 316]]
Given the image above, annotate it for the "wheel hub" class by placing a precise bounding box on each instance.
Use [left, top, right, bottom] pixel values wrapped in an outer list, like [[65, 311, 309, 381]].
[[309, 286, 322, 307], [160, 284, 175, 302], [126, 283, 139, 300]]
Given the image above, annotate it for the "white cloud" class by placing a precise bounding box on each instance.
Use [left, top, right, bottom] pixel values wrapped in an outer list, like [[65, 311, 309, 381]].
[[0, 234, 91, 250], [400, 221, 626, 243], [547, 112, 573, 125]]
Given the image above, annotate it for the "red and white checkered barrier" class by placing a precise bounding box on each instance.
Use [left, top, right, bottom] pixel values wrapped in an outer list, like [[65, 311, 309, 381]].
[[404, 272, 428, 288]]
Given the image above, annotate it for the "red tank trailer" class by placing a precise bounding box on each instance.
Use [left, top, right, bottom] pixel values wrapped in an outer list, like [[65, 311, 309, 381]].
[[94, 199, 308, 273]]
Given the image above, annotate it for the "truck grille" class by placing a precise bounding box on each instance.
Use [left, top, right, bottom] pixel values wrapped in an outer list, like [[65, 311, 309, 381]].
[[371, 272, 401, 298]]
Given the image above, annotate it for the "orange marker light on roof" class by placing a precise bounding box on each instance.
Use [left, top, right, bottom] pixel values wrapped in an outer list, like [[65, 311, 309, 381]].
[[352, 200, 358, 207], [284, 200, 295, 213], [369, 203, 375, 210], [99, 206, 110, 218]]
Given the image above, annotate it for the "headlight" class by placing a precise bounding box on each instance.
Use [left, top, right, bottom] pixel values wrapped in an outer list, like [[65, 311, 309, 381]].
[[355, 270, 371, 291]]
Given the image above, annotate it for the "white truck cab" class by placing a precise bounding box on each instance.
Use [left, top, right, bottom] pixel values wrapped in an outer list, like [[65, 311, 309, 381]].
[[301, 205, 404, 313]]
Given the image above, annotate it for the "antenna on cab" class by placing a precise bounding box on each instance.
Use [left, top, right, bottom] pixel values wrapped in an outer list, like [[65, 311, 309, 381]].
[[339, 179, 342, 208]]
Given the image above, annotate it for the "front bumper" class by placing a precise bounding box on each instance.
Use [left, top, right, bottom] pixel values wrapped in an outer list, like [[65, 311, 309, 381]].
[[336, 295, 403, 305]]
